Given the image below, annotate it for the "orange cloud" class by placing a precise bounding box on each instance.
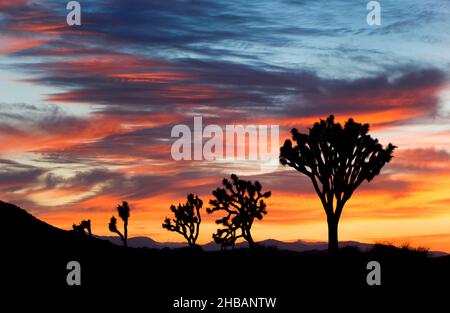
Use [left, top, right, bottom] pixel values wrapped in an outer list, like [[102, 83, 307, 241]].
[[0, 34, 49, 55]]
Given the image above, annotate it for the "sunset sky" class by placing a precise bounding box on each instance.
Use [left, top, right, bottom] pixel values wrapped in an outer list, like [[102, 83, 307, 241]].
[[1, 0, 450, 252]]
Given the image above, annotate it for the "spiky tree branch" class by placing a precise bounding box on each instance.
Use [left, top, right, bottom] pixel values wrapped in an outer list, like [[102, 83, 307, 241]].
[[207, 174, 271, 248], [109, 201, 130, 247], [162, 194, 202, 246], [72, 219, 92, 236]]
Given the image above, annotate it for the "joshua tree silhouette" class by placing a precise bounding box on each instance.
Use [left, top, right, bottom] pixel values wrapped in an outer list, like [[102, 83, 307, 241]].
[[72, 219, 92, 236], [280, 115, 396, 253], [108, 201, 130, 247], [162, 193, 202, 247], [207, 174, 271, 248]]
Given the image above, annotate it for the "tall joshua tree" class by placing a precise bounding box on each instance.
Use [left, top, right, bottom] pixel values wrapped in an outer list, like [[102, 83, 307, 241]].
[[162, 193, 202, 247], [109, 201, 130, 247], [207, 174, 271, 248], [280, 115, 395, 253]]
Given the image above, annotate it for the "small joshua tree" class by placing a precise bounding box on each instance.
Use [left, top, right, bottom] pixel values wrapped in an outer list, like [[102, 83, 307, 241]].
[[72, 219, 92, 236], [162, 194, 202, 247], [109, 201, 130, 247], [207, 174, 271, 249]]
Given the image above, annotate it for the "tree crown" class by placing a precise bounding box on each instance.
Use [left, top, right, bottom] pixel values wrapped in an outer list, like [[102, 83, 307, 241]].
[[280, 115, 395, 216], [117, 201, 130, 222]]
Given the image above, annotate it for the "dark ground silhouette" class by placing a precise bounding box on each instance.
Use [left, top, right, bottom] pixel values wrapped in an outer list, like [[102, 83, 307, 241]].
[[2, 200, 449, 311]]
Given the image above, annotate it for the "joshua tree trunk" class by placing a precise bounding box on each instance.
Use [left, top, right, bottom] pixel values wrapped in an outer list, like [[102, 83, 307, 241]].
[[187, 236, 196, 247], [327, 215, 338, 254], [111, 230, 127, 247], [117, 232, 127, 247], [124, 221, 128, 247], [244, 228, 256, 248]]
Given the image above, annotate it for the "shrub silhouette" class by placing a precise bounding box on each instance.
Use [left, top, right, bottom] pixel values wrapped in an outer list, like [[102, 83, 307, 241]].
[[108, 201, 130, 247], [72, 219, 92, 236], [280, 115, 395, 253], [207, 174, 271, 249], [162, 193, 202, 247]]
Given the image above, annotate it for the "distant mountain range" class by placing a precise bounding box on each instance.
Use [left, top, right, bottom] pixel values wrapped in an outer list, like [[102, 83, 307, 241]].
[[97, 235, 372, 252], [98, 236, 448, 257]]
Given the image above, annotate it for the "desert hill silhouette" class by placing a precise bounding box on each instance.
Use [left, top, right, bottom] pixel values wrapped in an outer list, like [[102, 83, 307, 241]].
[[3, 200, 117, 254], [2, 200, 449, 309]]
